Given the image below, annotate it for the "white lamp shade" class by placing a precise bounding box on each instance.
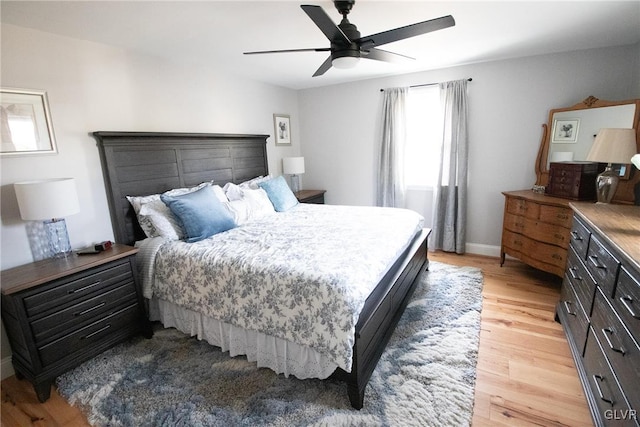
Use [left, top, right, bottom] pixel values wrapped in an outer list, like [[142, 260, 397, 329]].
[[15, 178, 80, 220], [586, 128, 637, 164], [283, 157, 305, 175]]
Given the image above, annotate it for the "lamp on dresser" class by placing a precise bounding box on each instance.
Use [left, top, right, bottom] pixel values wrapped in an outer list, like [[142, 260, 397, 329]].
[[586, 128, 637, 204], [283, 156, 305, 193], [14, 178, 80, 258]]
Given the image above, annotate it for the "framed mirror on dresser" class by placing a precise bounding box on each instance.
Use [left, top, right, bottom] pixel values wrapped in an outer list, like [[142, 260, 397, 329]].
[[501, 96, 640, 278]]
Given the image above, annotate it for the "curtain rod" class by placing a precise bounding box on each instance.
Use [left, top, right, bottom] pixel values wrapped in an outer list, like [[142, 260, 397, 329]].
[[380, 78, 472, 92]]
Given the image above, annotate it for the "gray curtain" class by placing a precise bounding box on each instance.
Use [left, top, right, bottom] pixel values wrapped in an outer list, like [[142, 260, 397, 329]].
[[376, 87, 408, 208], [430, 79, 469, 253]]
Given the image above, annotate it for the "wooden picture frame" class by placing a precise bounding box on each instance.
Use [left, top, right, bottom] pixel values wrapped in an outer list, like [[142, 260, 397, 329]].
[[273, 114, 291, 146], [1, 88, 58, 156]]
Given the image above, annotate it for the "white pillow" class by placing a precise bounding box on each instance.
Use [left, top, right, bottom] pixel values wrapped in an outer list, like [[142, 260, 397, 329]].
[[211, 185, 228, 203], [222, 188, 275, 225], [239, 174, 273, 189], [127, 181, 213, 239], [223, 182, 244, 201]]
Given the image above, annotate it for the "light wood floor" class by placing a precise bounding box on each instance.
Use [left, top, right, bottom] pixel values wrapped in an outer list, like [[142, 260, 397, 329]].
[[1, 252, 593, 426]]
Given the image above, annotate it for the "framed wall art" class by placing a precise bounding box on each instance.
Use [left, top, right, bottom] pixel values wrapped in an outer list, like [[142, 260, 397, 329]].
[[551, 118, 580, 143], [273, 114, 291, 146], [1, 88, 58, 156]]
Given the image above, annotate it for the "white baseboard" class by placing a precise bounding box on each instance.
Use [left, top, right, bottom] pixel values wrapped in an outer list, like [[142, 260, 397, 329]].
[[1, 356, 14, 380], [465, 243, 501, 258]]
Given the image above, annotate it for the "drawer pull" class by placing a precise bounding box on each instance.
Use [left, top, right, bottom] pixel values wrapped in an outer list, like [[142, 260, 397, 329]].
[[570, 231, 583, 241], [554, 233, 564, 241], [68, 281, 102, 294], [568, 267, 582, 281], [552, 254, 562, 260], [74, 302, 106, 317], [592, 375, 615, 405], [620, 296, 639, 319], [81, 324, 111, 340], [556, 213, 569, 220], [563, 301, 576, 316], [588, 255, 606, 270], [601, 327, 626, 355]]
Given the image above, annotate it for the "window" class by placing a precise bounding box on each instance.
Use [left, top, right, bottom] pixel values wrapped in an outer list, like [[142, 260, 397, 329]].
[[404, 86, 443, 188]]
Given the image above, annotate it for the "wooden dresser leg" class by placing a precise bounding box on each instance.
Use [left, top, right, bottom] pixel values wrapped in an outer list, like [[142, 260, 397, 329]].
[[34, 381, 52, 403]]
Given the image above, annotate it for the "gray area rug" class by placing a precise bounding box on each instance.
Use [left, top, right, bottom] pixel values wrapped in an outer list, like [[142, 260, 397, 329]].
[[56, 261, 483, 426]]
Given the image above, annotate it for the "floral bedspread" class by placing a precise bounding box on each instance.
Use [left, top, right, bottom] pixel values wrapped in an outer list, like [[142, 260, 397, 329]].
[[151, 204, 424, 372]]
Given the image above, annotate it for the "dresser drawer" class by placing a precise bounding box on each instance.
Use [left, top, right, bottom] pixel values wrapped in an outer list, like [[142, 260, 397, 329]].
[[23, 261, 133, 317], [586, 235, 621, 298], [506, 197, 540, 219], [559, 278, 590, 355], [583, 327, 639, 427], [566, 246, 597, 316], [569, 216, 591, 259], [503, 230, 567, 269], [613, 267, 640, 346], [31, 281, 138, 343], [37, 303, 141, 366], [539, 204, 572, 228], [591, 289, 640, 414]]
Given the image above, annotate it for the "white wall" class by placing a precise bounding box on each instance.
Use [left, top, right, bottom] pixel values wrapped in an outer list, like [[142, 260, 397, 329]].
[[298, 44, 640, 255], [0, 24, 301, 373]]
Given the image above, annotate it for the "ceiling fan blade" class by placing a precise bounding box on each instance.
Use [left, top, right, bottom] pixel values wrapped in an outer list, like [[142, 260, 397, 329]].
[[312, 56, 333, 77], [357, 15, 455, 49], [361, 48, 415, 63], [301, 5, 351, 44], [244, 47, 330, 55]]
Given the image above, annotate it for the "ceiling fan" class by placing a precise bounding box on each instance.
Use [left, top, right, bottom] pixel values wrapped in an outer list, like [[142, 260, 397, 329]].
[[244, 0, 455, 77]]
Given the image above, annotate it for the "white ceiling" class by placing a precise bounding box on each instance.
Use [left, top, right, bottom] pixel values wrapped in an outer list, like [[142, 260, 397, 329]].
[[2, 1, 639, 90]]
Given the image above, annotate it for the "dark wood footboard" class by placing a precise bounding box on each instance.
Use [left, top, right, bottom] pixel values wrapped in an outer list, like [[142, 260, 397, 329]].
[[332, 228, 431, 409]]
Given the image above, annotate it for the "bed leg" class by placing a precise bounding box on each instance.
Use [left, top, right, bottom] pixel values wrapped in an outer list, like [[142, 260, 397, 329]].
[[347, 384, 364, 410]]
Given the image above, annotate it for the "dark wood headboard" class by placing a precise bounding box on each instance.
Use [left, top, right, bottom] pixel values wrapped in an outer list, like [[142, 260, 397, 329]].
[[92, 131, 269, 245]]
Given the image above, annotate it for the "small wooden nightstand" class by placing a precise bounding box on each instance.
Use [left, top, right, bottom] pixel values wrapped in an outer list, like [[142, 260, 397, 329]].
[[295, 189, 326, 204], [1, 244, 152, 402]]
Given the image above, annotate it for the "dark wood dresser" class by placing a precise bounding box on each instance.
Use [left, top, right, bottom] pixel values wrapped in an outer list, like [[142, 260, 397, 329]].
[[556, 203, 640, 426], [501, 190, 573, 277], [295, 189, 326, 204], [1, 244, 152, 402]]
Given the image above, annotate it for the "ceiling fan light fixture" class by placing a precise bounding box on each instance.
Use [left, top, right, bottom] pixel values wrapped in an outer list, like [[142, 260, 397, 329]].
[[332, 55, 360, 69]]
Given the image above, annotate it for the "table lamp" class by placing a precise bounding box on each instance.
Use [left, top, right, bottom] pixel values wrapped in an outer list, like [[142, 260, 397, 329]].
[[586, 128, 637, 204], [283, 157, 305, 193], [14, 178, 80, 258]]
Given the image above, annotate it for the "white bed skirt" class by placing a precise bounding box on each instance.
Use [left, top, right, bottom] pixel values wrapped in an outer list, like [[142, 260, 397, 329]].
[[148, 298, 339, 379]]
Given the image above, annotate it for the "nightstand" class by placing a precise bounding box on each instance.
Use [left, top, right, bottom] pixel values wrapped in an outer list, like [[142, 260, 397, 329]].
[[295, 189, 326, 204], [1, 244, 152, 402]]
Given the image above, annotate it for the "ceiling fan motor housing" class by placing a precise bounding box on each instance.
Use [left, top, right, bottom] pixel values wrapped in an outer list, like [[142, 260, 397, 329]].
[[332, 19, 361, 60]]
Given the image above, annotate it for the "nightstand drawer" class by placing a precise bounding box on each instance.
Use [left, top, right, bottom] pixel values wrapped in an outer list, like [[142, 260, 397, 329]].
[[23, 260, 133, 317], [37, 303, 140, 366], [31, 281, 138, 343]]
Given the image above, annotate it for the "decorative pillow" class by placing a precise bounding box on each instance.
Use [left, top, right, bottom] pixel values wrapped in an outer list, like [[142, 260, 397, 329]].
[[239, 174, 273, 189], [161, 185, 237, 242], [258, 176, 299, 212], [243, 188, 276, 218], [127, 182, 213, 240]]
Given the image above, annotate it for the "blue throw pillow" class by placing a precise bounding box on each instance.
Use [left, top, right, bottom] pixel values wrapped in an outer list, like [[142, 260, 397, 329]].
[[160, 185, 236, 242], [258, 176, 299, 212]]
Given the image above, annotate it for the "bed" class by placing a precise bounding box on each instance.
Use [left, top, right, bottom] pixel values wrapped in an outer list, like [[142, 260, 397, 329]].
[[93, 131, 430, 409]]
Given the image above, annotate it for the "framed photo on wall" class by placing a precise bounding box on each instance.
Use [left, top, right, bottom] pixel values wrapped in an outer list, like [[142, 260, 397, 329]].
[[551, 118, 580, 143], [273, 114, 291, 146], [1, 88, 58, 156]]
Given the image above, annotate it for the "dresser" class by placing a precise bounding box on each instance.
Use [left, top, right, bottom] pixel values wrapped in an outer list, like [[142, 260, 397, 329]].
[[1, 245, 152, 402], [557, 203, 640, 426], [501, 190, 573, 277]]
